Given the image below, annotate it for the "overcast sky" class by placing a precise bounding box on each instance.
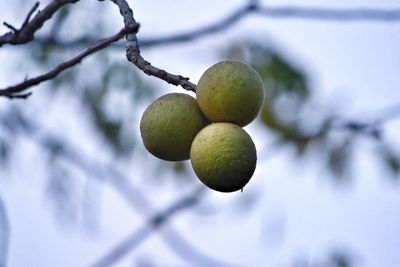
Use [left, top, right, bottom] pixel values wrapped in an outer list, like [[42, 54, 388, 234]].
[[1, 1, 400, 267]]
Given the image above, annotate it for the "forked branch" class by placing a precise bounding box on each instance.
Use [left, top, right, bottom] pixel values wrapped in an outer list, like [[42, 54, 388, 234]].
[[109, 0, 197, 92], [0, 0, 80, 47], [0, 27, 135, 99]]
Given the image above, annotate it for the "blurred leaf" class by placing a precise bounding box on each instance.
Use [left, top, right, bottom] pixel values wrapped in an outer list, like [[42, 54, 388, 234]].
[[379, 145, 400, 178], [97, 118, 123, 150], [226, 42, 313, 150], [256, 52, 309, 99], [172, 161, 187, 174], [79, 61, 157, 155], [224, 41, 365, 183], [49, 5, 72, 36], [327, 138, 353, 179], [44, 136, 66, 161], [0, 139, 10, 168], [226, 43, 309, 99], [91, 99, 128, 154], [322, 250, 355, 267], [46, 163, 78, 225], [31, 42, 55, 64], [291, 249, 356, 267], [102, 62, 156, 102], [260, 102, 296, 138], [50, 67, 78, 89]]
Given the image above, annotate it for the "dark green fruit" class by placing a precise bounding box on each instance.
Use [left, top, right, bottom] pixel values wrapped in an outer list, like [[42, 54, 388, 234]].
[[140, 93, 207, 161], [190, 123, 257, 193], [196, 60, 264, 127]]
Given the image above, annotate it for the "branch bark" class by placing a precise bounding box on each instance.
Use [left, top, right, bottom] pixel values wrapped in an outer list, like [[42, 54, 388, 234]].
[[0, 0, 197, 99], [3, 1, 400, 98], [0, 28, 134, 99], [0, 0, 80, 47], [109, 0, 197, 92]]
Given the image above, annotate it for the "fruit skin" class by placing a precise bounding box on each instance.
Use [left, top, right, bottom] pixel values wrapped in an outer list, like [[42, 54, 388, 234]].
[[140, 93, 207, 161], [190, 123, 257, 193], [196, 60, 264, 127]]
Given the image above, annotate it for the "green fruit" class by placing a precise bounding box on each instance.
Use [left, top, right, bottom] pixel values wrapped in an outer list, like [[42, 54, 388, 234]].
[[140, 93, 207, 161], [190, 123, 257, 193], [196, 60, 264, 127]]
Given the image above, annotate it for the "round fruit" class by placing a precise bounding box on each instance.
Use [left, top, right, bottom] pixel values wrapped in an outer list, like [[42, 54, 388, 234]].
[[190, 123, 257, 193], [196, 60, 264, 127], [140, 93, 207, 161]]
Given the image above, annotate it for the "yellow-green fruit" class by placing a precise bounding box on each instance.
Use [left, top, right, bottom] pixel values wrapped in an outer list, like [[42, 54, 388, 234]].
[[190, 123, 257, 193], [196, 60, 264, 127], [140, 93, 207, 161]]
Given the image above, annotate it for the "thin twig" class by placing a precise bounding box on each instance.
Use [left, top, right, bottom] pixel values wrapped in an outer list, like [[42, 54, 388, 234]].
[[3, 22, 18, 32], [21, 2, 40, 29], [4, 1, 400, 97], [0, 27, 135, 99], [0, 0, 80, 47], [109, 0, 197, 92]]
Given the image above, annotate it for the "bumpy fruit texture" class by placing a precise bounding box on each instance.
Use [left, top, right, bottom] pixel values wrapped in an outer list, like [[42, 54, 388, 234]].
[[196, 60, 264, 127], [140, 93, 207, 161], [190, 123, 257, 193]]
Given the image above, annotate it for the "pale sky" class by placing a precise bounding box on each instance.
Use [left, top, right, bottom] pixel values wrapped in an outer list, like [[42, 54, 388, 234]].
[[1, 1, 400, 267]]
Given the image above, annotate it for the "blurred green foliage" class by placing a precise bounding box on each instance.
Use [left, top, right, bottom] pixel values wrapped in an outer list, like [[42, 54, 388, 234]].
[[225, 42, 357, 181]]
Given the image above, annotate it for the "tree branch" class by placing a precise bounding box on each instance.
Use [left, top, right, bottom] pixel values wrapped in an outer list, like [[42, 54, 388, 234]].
[[109, 0, 197, 92], [3, 1, 399, 99], [140, 1, 256, 48], [34, 3, 400, 49], [326, 103, 400, 140], [0, 27, 135, 99], [0, 0, 80, 47], [256, 6, 400, 21]]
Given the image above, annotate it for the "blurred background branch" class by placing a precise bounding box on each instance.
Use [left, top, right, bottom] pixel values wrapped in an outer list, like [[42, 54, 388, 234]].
[[1, 91, 399, 263], [3, 0, 400, 97], [0, 195, 10, 267], [0, 108, 241, 267], [88, 187, 212, 267], [0, 28, 131, 99], [34, 1, 400, 49], [255, 5, 400, 21]]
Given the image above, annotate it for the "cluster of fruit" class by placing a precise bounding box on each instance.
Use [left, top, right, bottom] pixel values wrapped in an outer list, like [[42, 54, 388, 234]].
[[140, 61, 264, 193]]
